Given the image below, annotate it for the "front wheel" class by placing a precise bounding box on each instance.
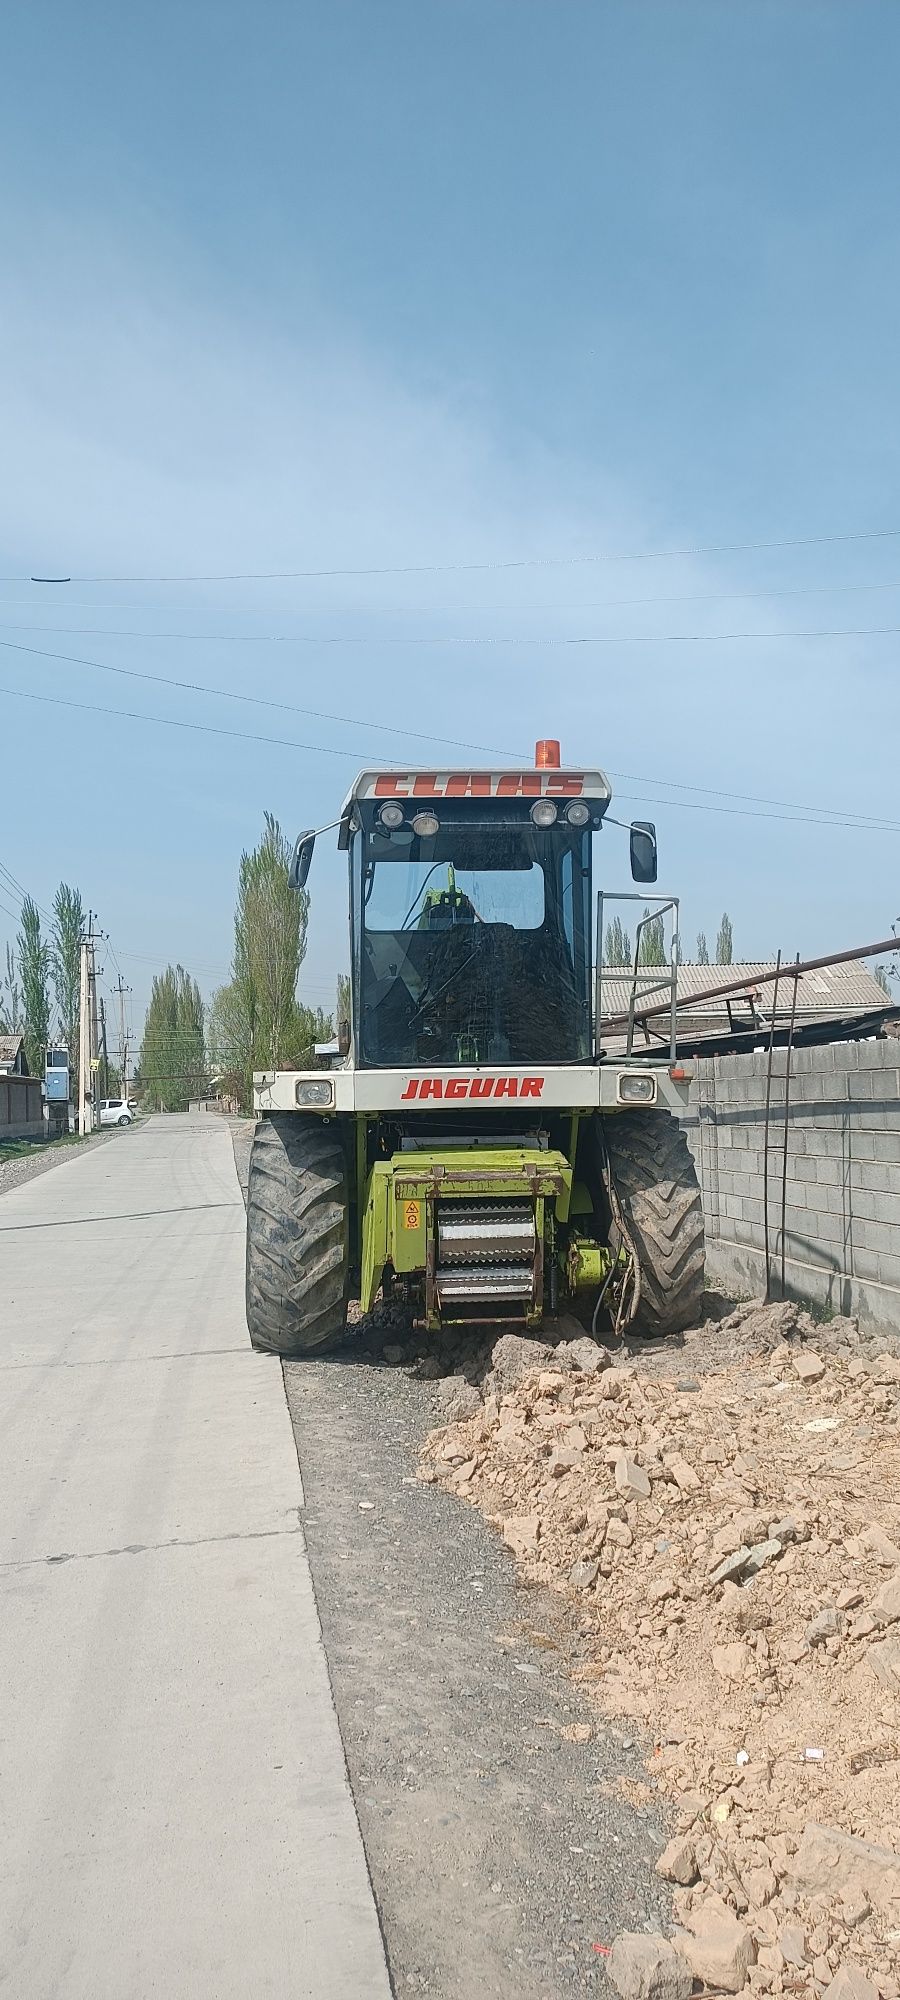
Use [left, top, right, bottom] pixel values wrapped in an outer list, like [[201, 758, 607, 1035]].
[[600, 1110, 705, 1336], [246, 1114, 349, 1356]]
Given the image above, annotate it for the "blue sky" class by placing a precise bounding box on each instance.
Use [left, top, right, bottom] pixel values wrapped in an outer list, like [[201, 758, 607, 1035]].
[[1, 0, 899, 1041]]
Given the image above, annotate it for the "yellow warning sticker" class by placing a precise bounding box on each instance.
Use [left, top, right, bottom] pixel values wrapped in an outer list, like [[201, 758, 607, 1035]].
[[403, 1200, 421, 1231]]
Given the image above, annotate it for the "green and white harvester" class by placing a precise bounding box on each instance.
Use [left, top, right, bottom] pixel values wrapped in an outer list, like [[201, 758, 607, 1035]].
[[246, 740, 704, 1353]]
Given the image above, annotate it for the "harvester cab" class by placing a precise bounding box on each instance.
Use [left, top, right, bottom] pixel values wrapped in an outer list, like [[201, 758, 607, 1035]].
[[248, 741, 704, 1357]]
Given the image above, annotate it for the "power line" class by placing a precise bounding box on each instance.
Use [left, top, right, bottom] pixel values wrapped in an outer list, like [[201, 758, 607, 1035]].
[[0, 635, 896, 835], [0, 860, 55, 927], [4, 573, 900, 620], [0, 637, 516, 758], [8, 620, 900, 652], [3, 676, 900, 836], [4, 621, 900, 648], [6, 522, 900, 584]]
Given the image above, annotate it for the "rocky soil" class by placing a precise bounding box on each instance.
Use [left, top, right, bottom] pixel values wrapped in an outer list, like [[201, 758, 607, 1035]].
[[419, 1301, 900, 2000]]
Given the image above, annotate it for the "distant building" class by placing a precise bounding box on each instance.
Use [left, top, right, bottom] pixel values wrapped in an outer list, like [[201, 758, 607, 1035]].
[[0, 1035, 43, 1139], [0, 1034, 29, 1077], [599, 960, 894, 1053]]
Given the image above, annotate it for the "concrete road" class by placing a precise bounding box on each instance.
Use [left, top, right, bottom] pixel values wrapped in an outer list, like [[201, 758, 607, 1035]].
[[0, 1114, 391, 2000]]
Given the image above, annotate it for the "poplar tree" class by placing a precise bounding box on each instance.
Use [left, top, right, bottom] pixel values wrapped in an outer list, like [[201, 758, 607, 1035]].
[[17, 897, 50, 1075]]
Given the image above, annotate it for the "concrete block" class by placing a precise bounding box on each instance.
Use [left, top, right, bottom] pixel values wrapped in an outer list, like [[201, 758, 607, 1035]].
[[872, 1130, 900, 1166], [856, 1219, 896, 1255], [742, 1197, 765, 1226], [873, 1192, 899, 1225], [856, 1160, 896, 1184], [793, 1156, 819, 1184], [877, 1253, 900, 1291], [850, 1190, 877, 1222], [853, 1245, 882, 1285], [852, 1132, 877, 1161], [815, 1156, 843, 1186], [824, 1183, 848, 1217]]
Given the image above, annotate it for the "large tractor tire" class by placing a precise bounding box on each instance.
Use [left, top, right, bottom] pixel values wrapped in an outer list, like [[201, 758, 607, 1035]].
[[601, 1110, 705, 1337], [246, 1114, 349, 1356]]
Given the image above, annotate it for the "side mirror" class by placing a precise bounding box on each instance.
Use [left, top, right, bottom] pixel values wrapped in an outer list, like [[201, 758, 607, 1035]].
[[289, 831, 315, 890], [630, 821, 658, 884]]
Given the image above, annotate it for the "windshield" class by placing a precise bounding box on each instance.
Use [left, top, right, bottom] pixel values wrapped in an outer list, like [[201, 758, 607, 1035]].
[[353, 813, 591, 1067]]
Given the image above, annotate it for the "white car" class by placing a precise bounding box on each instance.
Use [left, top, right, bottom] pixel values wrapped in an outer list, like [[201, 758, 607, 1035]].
[[99, 1098, 135, 1127]]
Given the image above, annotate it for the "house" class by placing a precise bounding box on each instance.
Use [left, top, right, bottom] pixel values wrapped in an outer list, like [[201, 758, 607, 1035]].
[[0, 1034, 30, 1077], [0, 1034, 43, 1140], [598, 961, 895, 1055]]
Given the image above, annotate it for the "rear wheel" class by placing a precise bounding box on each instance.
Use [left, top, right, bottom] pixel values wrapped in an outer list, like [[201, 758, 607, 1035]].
[[246, 1114, 349, 1356], [600, 1110, 705, 1336], [117, 1115, 131, 1126]]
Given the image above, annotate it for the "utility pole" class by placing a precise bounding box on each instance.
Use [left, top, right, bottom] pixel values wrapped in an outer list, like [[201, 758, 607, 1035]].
[[114, 973, 131, 1101], [78, 936, 90, 1137], [99, 997, 109, 1097], [88, 920, 101, 1130]]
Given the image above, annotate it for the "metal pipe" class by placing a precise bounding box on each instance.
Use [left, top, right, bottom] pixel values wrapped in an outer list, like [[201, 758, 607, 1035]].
[[599, 934, 899, 1031], [762, 950, 782, 1303], [780, 957, 800, 1299]]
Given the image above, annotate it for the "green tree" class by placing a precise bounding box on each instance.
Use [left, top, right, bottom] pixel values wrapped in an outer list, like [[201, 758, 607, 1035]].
[[51, 882, 85, 1081], [604, 915, 633, 968], [715, 912, 734, 964], [235, 813, 309, 1071], [875, 965, 892, 996], [139, 965, 205, 1112], [0, 944, 22, 1034], [638, 909, 666, 966], [281, 1002, 334, 1067], [696, 931, 710, 965], [211, 813, 312, 1108], [206, 980, 250, 1105], [17, 897, 50, 1075]]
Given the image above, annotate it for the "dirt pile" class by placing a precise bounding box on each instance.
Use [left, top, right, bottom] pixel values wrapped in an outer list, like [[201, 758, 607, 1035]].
[[419, 1302, 900, 1994]]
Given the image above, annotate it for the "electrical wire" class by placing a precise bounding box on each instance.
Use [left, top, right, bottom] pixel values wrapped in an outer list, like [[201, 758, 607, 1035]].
[[7, 521, 900, 583], [0, 635, 897, 833], [4, 574, 900, 619], [4, 620, 900, 647], [0, 860, 55, 926], [2, 676, 899, 836]]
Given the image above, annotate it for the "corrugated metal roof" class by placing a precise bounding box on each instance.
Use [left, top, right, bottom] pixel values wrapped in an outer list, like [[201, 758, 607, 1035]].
[[599, 961, 890, 1021], [0, 1033, 26, 1070]]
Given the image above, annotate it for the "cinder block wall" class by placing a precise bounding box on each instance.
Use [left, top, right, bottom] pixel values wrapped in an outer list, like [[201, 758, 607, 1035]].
[[680, 1040, 900, 1337]]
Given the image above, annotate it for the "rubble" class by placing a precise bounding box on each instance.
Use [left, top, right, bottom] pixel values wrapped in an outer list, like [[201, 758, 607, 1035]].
[[607, 1932, 693, 2000], [419, 1299, 900, 1987], [677, 1892, 756, 1991], [793, 1821, 900, 1914], [822, 1966, 879, 2000], [656, 1834, 699, 1886]]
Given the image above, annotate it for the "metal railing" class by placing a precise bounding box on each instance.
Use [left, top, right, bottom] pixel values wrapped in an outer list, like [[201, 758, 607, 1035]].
[[595, 893, 681, 1062]]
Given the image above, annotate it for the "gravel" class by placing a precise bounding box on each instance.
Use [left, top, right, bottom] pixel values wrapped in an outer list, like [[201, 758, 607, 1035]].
[[230, 1118, 673, 1996]]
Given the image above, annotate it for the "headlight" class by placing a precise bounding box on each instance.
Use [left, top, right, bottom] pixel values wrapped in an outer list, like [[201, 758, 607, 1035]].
[[377, 802, 405, 830], [295, 1079, 334, 1107], [411, 810, 440, 837], [565, 800, 590, 826], [616, 1072, 656, 1104], [530, 799, 558, 828]]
